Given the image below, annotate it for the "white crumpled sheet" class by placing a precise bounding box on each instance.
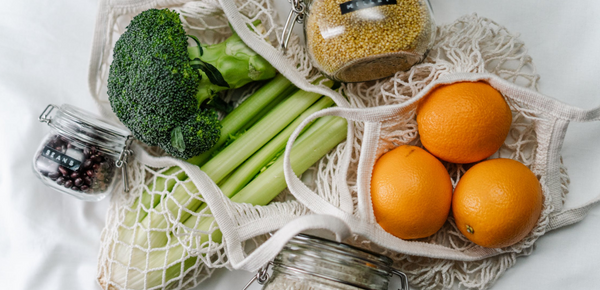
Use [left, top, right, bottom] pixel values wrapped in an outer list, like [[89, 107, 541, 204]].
[[1, 0, 599, 289]]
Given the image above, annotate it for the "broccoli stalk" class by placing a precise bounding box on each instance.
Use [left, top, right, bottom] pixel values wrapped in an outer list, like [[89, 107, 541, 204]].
[[107, 9, 277, 159], [188, 31, 276, 106]]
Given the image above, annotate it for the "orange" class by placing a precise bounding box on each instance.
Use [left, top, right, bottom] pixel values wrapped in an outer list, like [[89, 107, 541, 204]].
[[371, 145, 453, 240], [452, 158, 543, 248], [416, 81, 512, 164]]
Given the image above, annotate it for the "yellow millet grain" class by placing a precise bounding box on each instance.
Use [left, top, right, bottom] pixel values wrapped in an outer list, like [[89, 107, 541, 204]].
[[306, 0, 432, 78]]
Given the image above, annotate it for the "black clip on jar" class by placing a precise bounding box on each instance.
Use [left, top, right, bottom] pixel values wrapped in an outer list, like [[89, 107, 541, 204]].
[[33, 104, 133, 202]]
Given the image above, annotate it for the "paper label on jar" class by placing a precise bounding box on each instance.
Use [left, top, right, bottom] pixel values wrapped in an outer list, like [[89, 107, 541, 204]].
[[41, 146, 82, 171], [339, 0, 397, 15]]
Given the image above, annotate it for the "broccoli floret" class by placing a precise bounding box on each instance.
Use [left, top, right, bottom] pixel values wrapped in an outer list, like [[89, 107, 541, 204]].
[[164, 109, 221, 159], [107, 8, 276, 159]]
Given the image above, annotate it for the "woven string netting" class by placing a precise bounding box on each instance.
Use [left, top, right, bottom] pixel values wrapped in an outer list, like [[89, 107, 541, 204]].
[[308, 15, 571, 290], [95, 1, 318, 290], [95, 0, 571, 289]]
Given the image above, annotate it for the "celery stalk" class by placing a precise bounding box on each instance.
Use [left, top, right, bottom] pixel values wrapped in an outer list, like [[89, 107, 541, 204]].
[[200, 82, 332, 184], [238, 84, 298, 133], [187, 74, 294, 166], [189, 98, 336, 220], [218, 96, 335, 197], [184, 116, 348, 241], [233, 116, 347, 204]]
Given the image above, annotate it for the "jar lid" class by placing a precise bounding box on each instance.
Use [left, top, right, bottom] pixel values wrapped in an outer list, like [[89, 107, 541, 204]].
[[272, 234, 395, 290], [39, 104, 131, 155], [287, 234, 393, 271]]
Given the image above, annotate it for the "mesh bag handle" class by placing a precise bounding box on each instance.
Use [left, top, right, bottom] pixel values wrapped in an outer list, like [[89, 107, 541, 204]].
[[229, 214, 352, 271]]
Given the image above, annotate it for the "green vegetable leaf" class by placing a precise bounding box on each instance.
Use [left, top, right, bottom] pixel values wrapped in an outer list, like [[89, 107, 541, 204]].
[[193, 59, 230, 88], [207, 97, 234, 113], [186, 36, 229, 88], [171, 126, 186, 152], [187, 35, 203, 56]]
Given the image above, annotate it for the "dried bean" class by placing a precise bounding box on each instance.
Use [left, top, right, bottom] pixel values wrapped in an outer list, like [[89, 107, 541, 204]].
[[92, 155, 102, 163], [56, 177, 65, 185], [74, 178, 83, 187], [70, 172, 79, 179], [82, 159, 92, 169], [58, 166, 69, 177]]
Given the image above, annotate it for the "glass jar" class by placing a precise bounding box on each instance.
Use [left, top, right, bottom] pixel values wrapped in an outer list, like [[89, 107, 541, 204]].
[[282, 0, 436, 83], [243, 234, 409, 290], [33, 104, 132, 202]]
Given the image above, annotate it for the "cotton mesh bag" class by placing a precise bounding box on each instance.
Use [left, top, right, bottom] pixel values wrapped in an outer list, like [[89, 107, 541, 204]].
[[89, 0, 600, 289]]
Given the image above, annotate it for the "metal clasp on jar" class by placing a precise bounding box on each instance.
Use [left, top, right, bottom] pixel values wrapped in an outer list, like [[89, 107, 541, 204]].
[[280, 0, 306, 52], [39, 104, 58, 123], [241, 262, 272, 290], [115, 136, 133, 193]]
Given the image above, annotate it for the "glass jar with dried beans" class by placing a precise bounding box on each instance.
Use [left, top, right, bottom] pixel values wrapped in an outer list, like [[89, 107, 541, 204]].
[[33, 104, 132, 201], [286, 0, 436, 82], [242, 234, 409, 290]]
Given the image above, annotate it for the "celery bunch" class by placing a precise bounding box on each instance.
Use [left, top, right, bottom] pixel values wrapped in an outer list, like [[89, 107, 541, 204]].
[[99, 75, 347, 289]]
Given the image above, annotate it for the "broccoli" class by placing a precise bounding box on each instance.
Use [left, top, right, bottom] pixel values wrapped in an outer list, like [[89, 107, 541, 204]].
[[107, 8, 276, 159]]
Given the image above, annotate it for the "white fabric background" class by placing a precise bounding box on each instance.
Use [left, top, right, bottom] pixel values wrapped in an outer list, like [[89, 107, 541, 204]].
[[1, 0, 599, 289]]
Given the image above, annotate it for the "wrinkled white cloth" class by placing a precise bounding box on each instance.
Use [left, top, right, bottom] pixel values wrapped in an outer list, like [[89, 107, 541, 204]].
[[1, 1, 599, 290]]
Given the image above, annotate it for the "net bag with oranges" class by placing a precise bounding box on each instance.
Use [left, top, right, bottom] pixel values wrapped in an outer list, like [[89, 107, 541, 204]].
[[89, 0, 600, 289], [226, 14, 600, 290]]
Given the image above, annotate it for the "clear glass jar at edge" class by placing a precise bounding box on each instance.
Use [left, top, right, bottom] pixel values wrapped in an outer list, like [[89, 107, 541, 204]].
[[257, 234, 409, 290], [33, 104, 131, 202], [303, 0, 436, 83]]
